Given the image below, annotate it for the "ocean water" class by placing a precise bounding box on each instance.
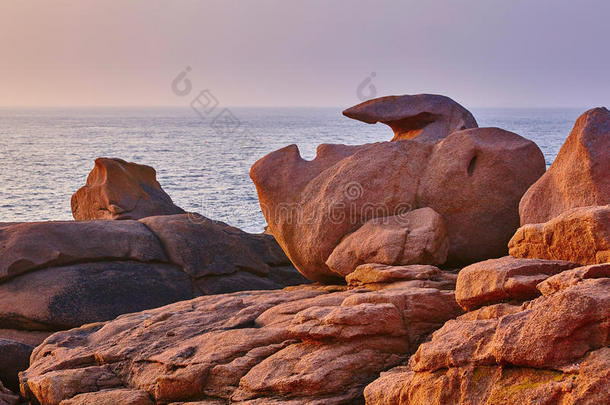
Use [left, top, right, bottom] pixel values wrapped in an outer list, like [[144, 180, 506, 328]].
[[0, 107, 584, 232]]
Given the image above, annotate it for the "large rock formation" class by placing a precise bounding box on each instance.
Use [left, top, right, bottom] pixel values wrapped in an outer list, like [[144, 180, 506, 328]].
[[0, 215, 307, 389], [509, 205, 610, 265], [519, 107, 609, 225], [251, 126, 545, 282], [342, 94, 478, 142], [364, 265, 610, 404], [71, 158, 185, 220], [20, 270, 462, 404]]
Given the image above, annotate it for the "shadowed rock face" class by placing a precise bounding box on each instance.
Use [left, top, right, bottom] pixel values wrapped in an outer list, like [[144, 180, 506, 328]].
[[519, 107, 610, 225], [71, 158, 185, 220], [0, 379, 18, 405], [251, 128, 545, 282], [342, 94, 478, 142], [364, 267, 610, 405], [20, 271, 462, 405]]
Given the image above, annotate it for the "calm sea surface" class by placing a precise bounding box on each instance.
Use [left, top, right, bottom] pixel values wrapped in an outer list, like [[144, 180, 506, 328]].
[[0, 107, 584, 232]]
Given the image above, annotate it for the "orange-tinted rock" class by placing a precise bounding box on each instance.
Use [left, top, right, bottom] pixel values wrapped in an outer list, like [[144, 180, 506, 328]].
[[509, 205, 610, 264], [20, 279, 462, 404], [345, 263, 445, 286], [251, 127, 544, 282], [519, 107, 610, 225], [418, 127, 546, 264], [60, 389, 154, 405], [251, 140, 430, 283], [342, 94, 478, 142], [71, 158, 185, 220], [537, 263, 610, 296], [455, 256, 579, 311], [325, 208, 449, 277], [364, 273, 610, 405]]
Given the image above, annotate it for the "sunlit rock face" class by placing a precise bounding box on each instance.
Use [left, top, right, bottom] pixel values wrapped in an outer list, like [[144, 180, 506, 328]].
[[251, 125, 545, 282], [364, 266, 610, 405], [509, 205, 610, 265], [519, 107, 610, 225], [71, 157, 185, 220]]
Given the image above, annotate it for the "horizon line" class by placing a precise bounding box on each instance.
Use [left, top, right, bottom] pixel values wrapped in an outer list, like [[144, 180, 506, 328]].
[[0, 104, 596, 110]]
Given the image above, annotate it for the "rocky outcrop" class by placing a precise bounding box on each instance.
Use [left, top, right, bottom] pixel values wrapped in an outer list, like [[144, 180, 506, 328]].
[[519, 107, 610, 225], [0, 215, 307, 389], [455, 256, 579, 311], [509, 205, 610, 265], [364, 267, 610, 404], [342, 94, 478, 142], [251, 126, 545, 282], [71, 158, 185, 220], [20, 272, 462, 404], [326, 208, 449, 277]]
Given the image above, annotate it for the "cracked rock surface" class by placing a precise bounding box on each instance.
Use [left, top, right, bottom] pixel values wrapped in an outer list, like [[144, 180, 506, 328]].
[[364, 264, 610, 405], [20, 271, 462, 404], [0, 215, 307, 391]]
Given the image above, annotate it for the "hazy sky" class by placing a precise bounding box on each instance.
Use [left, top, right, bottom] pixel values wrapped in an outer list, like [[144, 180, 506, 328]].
[[1, 0, 608, 107]]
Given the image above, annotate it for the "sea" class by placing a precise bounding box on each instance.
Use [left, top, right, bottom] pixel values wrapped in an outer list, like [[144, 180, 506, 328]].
[[0, 107, 585, 232]]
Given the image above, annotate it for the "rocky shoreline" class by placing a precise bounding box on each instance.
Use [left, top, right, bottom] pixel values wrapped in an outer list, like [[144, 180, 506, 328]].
[[1, 95, 608, 404]]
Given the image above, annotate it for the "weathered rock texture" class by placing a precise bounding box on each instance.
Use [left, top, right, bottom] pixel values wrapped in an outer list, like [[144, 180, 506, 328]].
[[519, 107, 610, 225], [71, 158, 185, 220], [455, 256, 579, 311], [0, 215, 306, 388], [20, 274, 462, 404], [326, 208, 449, 277], [364, 267, 610, 404], [0, 338, 32, 392], [509, 205, 610, 265], [342, 94, 478, 142], [0, 380, 18, 405], [345, 264, 455, 288], [251, 127, 545, 282]]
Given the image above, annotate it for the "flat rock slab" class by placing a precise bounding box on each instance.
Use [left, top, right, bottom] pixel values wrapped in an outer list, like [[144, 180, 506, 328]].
[[0, 220, 167, 282], [455, 256, 579, 311], [0, 261, 195, 331], [20, 280, 463, 404]]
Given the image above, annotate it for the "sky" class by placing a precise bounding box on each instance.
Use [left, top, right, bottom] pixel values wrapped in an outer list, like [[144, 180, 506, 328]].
[[1, 0, 608, 108]]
